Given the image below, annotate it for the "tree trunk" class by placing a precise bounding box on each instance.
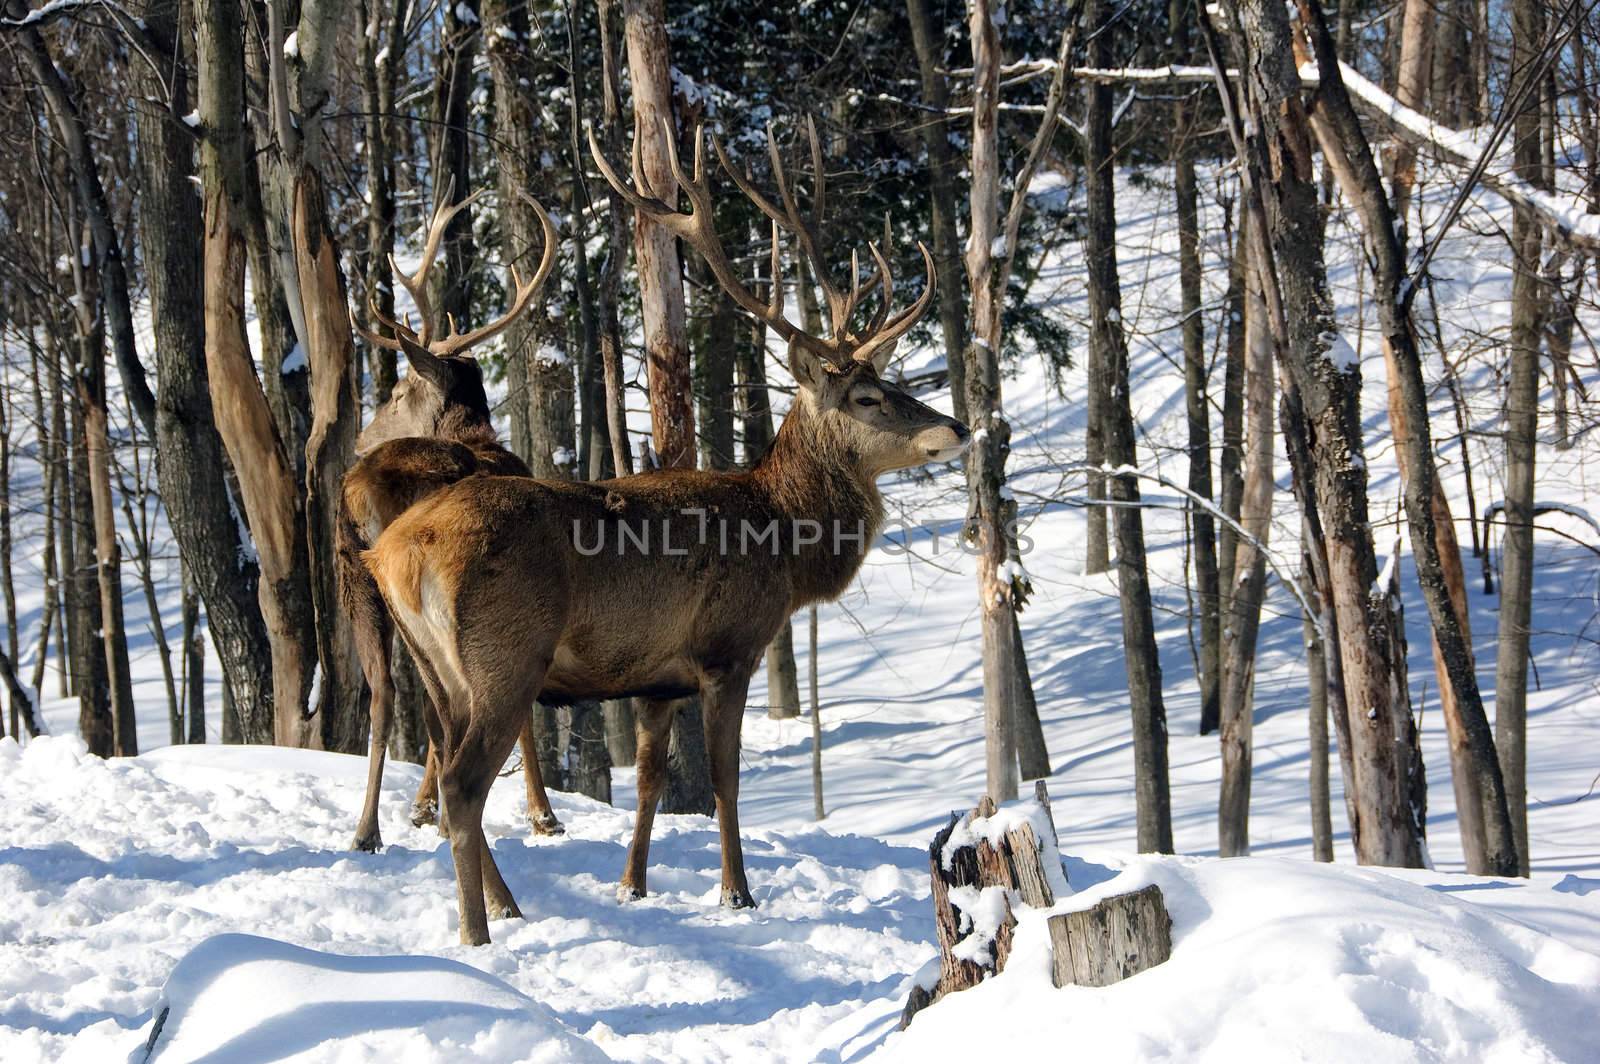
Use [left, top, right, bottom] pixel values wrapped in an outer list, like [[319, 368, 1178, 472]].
[[1084, 0, 1172, 853], [1218, 237, 1273, 858], [1214, 208, 1248, 635], [1171, 0, 1221, 748], [133, 0, 277, 743], [10, 6, 157, 438], [66, 334, 113, 757], [182, 566, 207, 743], [199, 0, 319, 745], [1304, 563, 1334, 861], [1297, 0, 1519, 876], [622, 0, 712, 816], [359, 0, 406, 405], [1231, 0, 1422, 867], [427, 0, 481, 325], [1494, 0, 1545, 878], [905, 0, 969, 424], [623, 0, 695, 470], [809, 605, 824, 819], [965, 0, 1019, 803]]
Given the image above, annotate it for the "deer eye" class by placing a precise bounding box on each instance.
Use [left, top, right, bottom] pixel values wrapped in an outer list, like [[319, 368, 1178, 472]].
[[854, 395, 881, 408]]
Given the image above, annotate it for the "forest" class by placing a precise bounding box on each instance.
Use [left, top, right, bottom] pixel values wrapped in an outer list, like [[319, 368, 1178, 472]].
[[1, 0, 1598, 1059]]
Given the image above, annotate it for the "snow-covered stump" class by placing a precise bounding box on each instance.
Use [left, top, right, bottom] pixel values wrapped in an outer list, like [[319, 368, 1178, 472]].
[[901, 784, 1063, 1028], [903, 783, 1175, 1027], [1046, 883, 1172, 988]]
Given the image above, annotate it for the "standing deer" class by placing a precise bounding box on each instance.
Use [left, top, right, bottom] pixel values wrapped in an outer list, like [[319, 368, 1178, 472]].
[[342, 189, 565, 853], [365, 118, 969, 945]]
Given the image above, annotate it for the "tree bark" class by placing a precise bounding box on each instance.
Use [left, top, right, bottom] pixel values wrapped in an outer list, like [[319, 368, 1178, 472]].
[[622, 0, 712, 815], [1296, 0, 1519, 876], [1231, 0, 1422, 867], [1494, 0, 1545, 878], [905, 0, 968, 424], [1214, 208, 1248, 633], [1085, 0, 1172, 853], [966, 0, 1019, 803], [1304, 560, 1334, 861], [623, 0, 695, 470], [1218, 236, 1273, 858], [1171, 0, 1220, 747], [132, 0, 277, 743], [427, 0, 481, 326], [199, 0, 319, 745]]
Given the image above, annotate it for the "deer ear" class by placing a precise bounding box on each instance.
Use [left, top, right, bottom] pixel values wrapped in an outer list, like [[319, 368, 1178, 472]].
[[787, 340, 830, 392], [398, 334, 450, 390]]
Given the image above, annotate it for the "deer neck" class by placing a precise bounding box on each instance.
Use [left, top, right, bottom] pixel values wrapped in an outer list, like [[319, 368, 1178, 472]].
[[753, 394, 882, 607], [435, 408, 500, 452]]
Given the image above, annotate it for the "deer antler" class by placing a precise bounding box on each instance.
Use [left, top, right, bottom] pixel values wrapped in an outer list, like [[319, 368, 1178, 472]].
[[351, 182, 557, 360], [587, 118, 809, 356], [590, 115, 934, 371]]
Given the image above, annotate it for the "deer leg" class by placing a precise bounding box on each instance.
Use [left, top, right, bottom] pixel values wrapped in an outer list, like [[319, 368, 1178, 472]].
[[620, 698, 677, 902], [414, 740, 442, 829], [351, 643, 395, 852], [520, 715, 564, 836], [346, 518, 397, 853], [702, 670, 756, 909]]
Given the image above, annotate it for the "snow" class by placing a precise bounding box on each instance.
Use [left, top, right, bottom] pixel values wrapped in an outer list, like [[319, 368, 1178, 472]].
[[279, 341, 307, 375], [146, 934, 604, 1063], [282, 30, 299, 60], [1323, 328, 1360, 372], [875, 856, 1600, 1063], [179, 110, 200, 130], [5, 144, 1600, 1063]]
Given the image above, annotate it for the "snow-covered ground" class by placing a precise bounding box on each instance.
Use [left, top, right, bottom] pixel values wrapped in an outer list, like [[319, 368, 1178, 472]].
[[3, 162, 1599, 1062]]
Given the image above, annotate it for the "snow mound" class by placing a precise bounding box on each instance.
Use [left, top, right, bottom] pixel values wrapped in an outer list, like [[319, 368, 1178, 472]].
[[861, 855, 1600, 1063], [140, 933, 606, 1063]]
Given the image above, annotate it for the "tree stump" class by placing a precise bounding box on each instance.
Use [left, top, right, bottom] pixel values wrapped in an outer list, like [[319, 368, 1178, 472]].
[[903, 784, 1175, 1027], [1047, 883, 1172, 988], [901, 783, 1065, 1028]]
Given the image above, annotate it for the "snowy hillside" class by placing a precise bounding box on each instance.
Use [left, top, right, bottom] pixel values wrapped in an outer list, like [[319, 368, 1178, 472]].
[[4, 159, 1600, 1062]]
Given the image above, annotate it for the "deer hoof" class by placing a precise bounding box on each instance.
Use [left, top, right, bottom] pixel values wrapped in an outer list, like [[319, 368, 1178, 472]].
[[350, 830, 383, 853], [529, 811, 565, 836], [616, 883, 646, 905], [489, 903, 522, 921], [721, 887, 758, 910], [410, 799, 438, 827]]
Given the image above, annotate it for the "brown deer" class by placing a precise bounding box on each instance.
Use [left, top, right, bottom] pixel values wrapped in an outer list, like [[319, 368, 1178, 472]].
[[364, 118, 969, 945], [342, 188, 564, 853]]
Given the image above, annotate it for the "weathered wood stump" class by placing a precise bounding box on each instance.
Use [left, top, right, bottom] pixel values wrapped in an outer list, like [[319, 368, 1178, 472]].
[[902, 782, 1174, 1028], [901, 782, 1063, 1028], [1047, 882, 1172, 987]]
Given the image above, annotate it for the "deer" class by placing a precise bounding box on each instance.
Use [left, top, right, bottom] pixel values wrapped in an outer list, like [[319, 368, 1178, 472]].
[[363, 116, 970, 945], [341, 187, 565, 854]]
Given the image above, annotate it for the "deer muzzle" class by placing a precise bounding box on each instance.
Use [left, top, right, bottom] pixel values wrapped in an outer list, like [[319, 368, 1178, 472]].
[[920, 419, 971, 462]]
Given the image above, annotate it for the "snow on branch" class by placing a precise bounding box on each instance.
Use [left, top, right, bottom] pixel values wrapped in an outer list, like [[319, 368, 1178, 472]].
[[1326, 60, 1600, 254], [984, 54, 1600, 253]]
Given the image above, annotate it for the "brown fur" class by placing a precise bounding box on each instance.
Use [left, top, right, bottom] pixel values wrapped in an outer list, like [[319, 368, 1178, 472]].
[[366, 358, 969, 944], [343, 363, 563, 853]]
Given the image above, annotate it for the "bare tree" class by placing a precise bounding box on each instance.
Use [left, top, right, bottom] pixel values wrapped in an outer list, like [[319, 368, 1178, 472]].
[[622, 0, 713, 815], [1494, 0, 1547, 877], [1082, 0, 1172, 852], [1217, 216, 1273, 857], [1224, 0, 1423, 866]]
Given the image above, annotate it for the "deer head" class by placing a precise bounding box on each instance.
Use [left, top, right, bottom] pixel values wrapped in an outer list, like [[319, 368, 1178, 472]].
[[351, 185, 558, 454], [588, 116, 969, 476]]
